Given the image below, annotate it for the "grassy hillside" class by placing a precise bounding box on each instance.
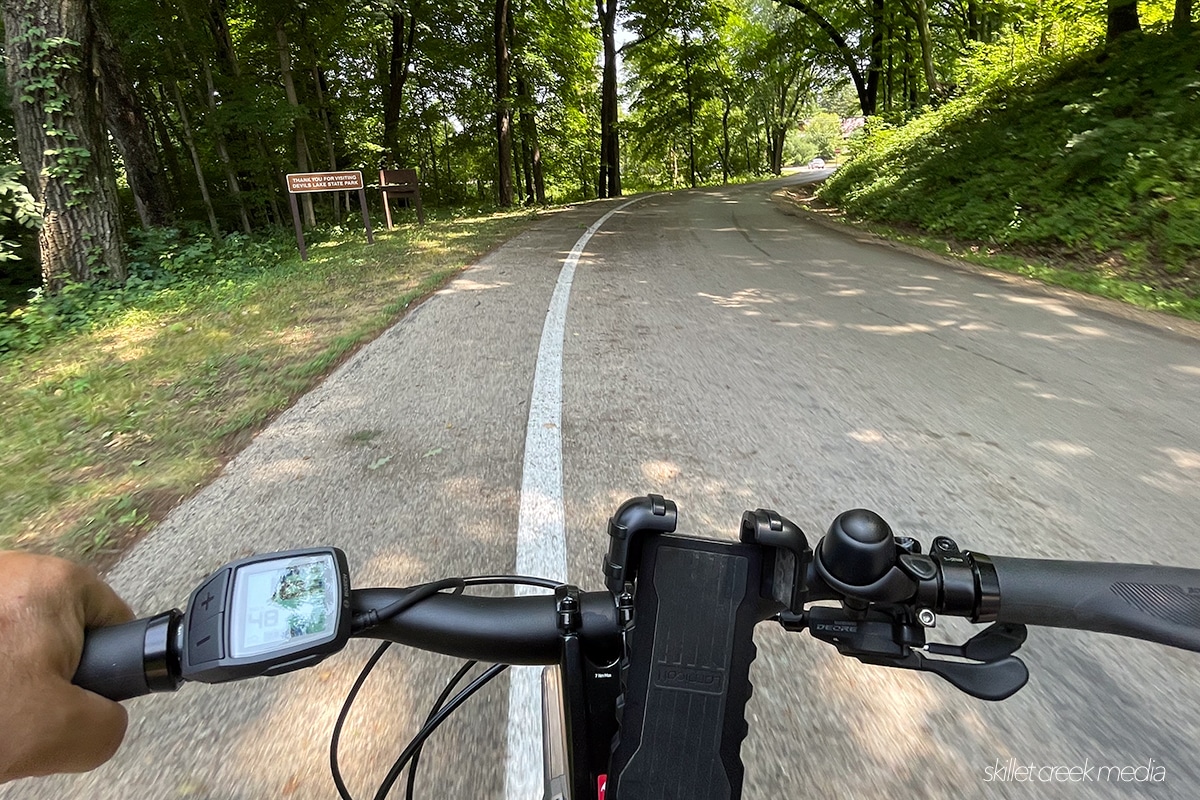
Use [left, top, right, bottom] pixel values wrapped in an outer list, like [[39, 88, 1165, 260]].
[[819, 31, 1200, 300]]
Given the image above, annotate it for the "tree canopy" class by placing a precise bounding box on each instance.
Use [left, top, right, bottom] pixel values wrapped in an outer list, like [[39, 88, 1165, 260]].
[[0, 0, 1193, 297]]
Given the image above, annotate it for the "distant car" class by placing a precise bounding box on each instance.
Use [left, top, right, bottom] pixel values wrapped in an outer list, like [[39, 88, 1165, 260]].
[[808, 158, 826, 169]]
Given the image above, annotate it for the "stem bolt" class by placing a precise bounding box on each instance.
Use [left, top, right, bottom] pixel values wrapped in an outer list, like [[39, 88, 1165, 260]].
[[917, 608, 937, 628]]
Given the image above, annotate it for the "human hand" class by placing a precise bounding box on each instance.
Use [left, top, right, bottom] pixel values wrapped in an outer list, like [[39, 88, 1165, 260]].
[[0, 552, 134, 783]]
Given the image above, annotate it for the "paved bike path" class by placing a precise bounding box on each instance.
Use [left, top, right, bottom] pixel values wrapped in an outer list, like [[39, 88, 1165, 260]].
[[5, 179, 1200, 799]]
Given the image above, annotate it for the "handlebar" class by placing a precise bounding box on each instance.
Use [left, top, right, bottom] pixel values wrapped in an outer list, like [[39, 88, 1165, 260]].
[[73, 546, 1200, 701], [72, 589, 622, 701], [71, 498, 1200, 697], [351, 589, 621, 665], [65, 496, 1200, 800]]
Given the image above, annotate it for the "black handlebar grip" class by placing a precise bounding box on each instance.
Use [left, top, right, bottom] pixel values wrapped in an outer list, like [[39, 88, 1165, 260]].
[[991, 557, 1200, 652], [73, 610, 182, 701], [74, 617, 155, 701]]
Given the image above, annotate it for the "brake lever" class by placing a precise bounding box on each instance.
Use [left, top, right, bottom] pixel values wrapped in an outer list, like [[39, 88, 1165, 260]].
[[859, 651, 1030, 701]]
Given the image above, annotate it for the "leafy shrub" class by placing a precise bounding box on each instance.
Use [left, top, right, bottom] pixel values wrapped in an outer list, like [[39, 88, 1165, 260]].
[[819, 30, 1200, 282], [0, 227, 290, 355], [783, 132, 818, 166]]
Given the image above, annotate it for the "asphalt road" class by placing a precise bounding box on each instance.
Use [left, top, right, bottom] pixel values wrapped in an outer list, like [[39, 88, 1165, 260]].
[[6, 176, 1200, 799]]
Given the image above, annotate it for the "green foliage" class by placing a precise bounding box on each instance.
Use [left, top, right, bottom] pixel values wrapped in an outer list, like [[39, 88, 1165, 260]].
[[0, 211, 533, 558], [783, 132, 818, 166], [819, 30, 1200, 286], [0, 228, 290, 354], [0, 165, 41, 263], [624, 0, 730, 187], [800, 112, 843, 158]]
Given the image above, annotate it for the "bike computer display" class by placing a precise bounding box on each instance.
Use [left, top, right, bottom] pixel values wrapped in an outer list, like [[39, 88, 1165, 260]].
[[180, 548, 351, 683]]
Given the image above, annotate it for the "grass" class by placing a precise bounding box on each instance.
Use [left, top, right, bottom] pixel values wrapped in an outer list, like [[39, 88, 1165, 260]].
[[0, 210, 537, 564]]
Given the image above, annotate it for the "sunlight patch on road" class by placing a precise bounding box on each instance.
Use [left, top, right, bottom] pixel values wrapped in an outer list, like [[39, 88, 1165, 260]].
[[849, 322, 936, 335], [697, 288, 776, 309], [246, 457, 315, 483], [1161, 448, 1200, 472], [641, 460, 682, 482], [1031, 440, 1096, 458], [1003, 295, 1078, 317], [436, 278, 512, 294]]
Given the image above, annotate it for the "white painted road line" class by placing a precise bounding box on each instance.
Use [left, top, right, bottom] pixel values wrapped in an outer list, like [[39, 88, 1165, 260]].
[[504, 197, 645, 800]]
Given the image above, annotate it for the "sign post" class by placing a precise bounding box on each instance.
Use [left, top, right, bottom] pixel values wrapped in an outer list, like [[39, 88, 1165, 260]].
[[284, 171, 374, 260]]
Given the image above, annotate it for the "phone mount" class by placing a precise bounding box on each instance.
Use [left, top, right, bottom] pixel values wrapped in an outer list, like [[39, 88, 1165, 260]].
[[599, 495, 813, 800]]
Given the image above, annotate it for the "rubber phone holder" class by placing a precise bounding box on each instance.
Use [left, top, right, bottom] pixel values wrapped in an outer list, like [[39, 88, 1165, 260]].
[[607, 534, 765, 800]]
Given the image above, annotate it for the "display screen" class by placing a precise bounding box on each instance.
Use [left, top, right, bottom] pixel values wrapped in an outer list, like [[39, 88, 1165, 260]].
[[228, 553, 339, 659]]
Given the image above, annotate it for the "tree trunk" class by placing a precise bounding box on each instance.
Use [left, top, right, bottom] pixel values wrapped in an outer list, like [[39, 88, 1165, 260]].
[[277, 21, 315, 226], [169, 82, 220, 237], [494, 0, 513, 207], [200, 61, 253, 233], [382, 9, 416, 168], [4, 0, 125, 289], [865, 0, 883, 113], [720, 89, 731, 184], [770, 124, 785, 175], [596, 0, 621, 197], [516, 76, 545, 204], [178, 0, 250, 231], [444, 123, 453, 195], [903, 25, 918, 110], [1106, 0, 1141, 42], [207, 0, 240, 78], [93, 12, 172, 228], [426, 118, 442, 202], [513, 125, 526, 204], [1173, 0, 1192, 30], [913, 0, 939, 97], [966, 0, 981, 41], [146, 96, 185, 205], [311, 64, 341, 223], [682, 35, 696, 189], [885, 16, 894, 112]]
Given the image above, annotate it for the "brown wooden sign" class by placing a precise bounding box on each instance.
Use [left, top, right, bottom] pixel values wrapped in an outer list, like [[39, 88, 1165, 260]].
[[286, 171, 364, 193], [283, 170, 373, 260]]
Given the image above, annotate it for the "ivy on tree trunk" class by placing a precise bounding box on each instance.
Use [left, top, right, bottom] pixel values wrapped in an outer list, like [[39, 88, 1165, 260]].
[[3, 0, 125, 290]]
